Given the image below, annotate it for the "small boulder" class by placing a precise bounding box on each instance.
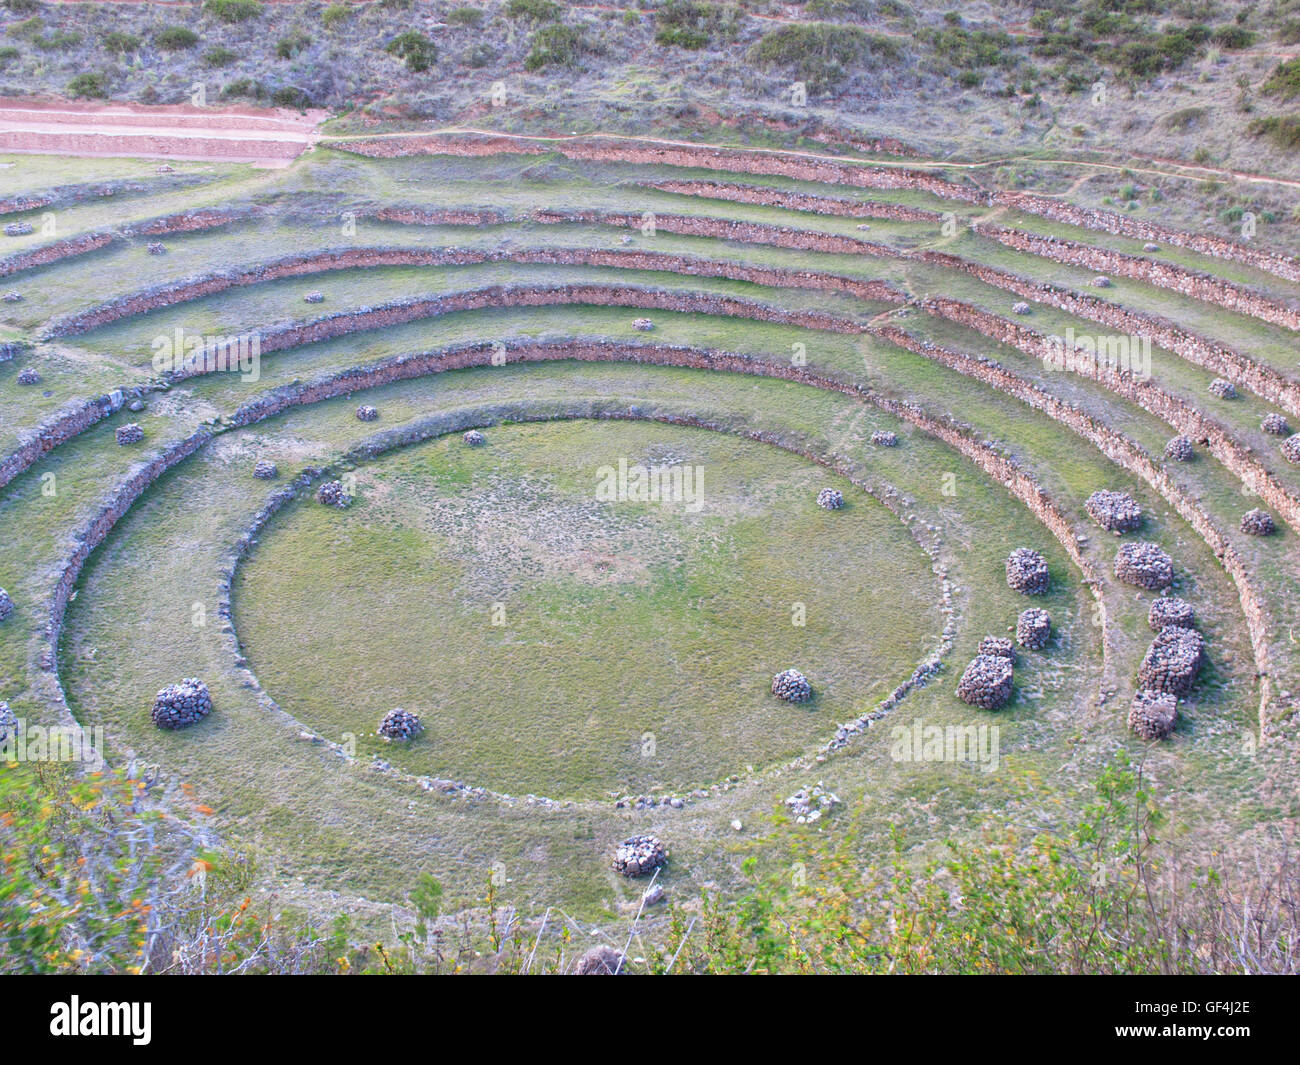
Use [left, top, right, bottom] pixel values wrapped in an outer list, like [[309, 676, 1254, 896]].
[[575, 945, 625, 975]]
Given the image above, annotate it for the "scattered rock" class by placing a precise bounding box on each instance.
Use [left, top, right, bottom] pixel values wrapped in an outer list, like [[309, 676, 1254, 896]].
[[870, 430, 899, 447], [1164, 435, 1195, 462], [316, 480, 352, 508], [16, 367, 41, 385], [978, 635, 1016, 662], [463, 429, 486, 446], [957, 654, 1014, 710], [355, 405, 379, 422], [378, 707, 423, 741], [1149, 597, 1195, 631], [771, 668, 813, 703], [1086, 489, 1143, 533], [1016, 607, 1052, 650], [613, 834, 666, 878], [575, 945, 625, 975], [0, 587, 13, 623], [3, 222, 34, 237], [1240, 508, 1276, 536], [1129, 689, 1177, 740], [1115, 541, 1174, 590], [816, 487, 844, 510], [1208, 378, 1238, 400], [784, 783, 841, 824], [1137, 625, 1204, 697], [146, 242, 166, 255], [151, 678, 212, 730], [2, 291, 21, 302], [1006, 547, 1050, 595], [632, 318, 655, 331], [1262, 413, 1291, 436], [252, 460, 278, 480], [642, 883, 667, 907], [115, 423, 144, 445], [127, 399, 145, 412]]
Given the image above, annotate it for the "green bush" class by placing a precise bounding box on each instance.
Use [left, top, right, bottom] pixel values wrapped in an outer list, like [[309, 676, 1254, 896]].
[[1262, 59, 1300, 100], [66, 72, 110, 99], [654, 1, 741, 51], [5, 17, 40, 40], [447, 6, 484, 26], [34, 30, 80, 52], [524, 23, 588, 70], [321, 3, 352, 28], [0, 45, 19, 67], [1209, 25, 1254, 49], [0, 0, 40, 11], [221, 76, 268, 100], [465, 41, 496, 68], [1249, 115, 1300, 150], [271, 85, 313, 109], [1280, 19, 1300, 46], [102, 31, 141, 55], [385, 30, 437, 72], [155, 26, 199, 51], [203, 45, 238, 67], [275, 31, 311, 59], [204, 0, 263, 24], [747, 23, 895, 93], [506, 0, 560, 23]]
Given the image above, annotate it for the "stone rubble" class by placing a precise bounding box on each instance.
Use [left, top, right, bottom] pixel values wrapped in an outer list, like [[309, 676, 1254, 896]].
[[870, 430, 899, 447], [1207, 378, 1238, 399], [1284, 434, 1300, 464], [1016, 607, 1052, 650], [1085, 489, 1143, 533], [115, 423, 144, 445], [1115, 541, 1174, 590], [16, 367, 41, 386], [303, 291, 324, 303], [771, 668, 813, 703], [1148, 596, 1195, 631], [816, 487, 844, 510], [151, 678, 213, 730], [1012, 301, 1031, 315], [1164, 435, 1195, 461], [784, 782, 841, 824], [146, 242, 166, 255], [978, 635, 1016, 662], [612, 834, 666, 878], [355, 405, 379, 421], [632, 317, 655, 331], [1240, 508, 1276, 536], [378, 707, 423, 741], [1262, 413, 1291, 436], [252, 460, 279, 480], [1005, 547, 1050, 594], [1137, 625, 1205, 697], [1129, 689, 1178, 740], [0, 587, 13, 622], [316, 480, 352, 508], [957, 653, 1014, 710], [462, 429, 486, 446], [3, 222, 34, 236]]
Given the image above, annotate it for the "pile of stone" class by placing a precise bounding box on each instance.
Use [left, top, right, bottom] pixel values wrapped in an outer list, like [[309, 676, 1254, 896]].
[[3, 222, 34, 236], [612, 834, 666, 878], [1208, 378, 1238, 399], [816, 487, 844, 510], [1282, 434, 1300, 464], [870, 430, 899, 447], [956, 654, 1014, 710], [1137, 625, 1204, 697], [355, 405, 379, 421], [0, 587, 13, 622], [1128, 689, 1178, 740], [252, 460, 278, 480], [978, 635, 1016, 662], [1262, 413, 1291, 436], [575, 945, 625, 975], [1016, 607, 1052, 650], [1143, 243, 1160, 253], [1012, 301, 1031, 315], [1006, 547, 1050, 595], [1085, 489, 1143, 533], [147, 242, 165, 255], [0, 701, 14, 745], [1240, 508, 1276, 536], [463, 429, 486, 446], [632, 318, 655, 331], [303, 292, 324, 304], [771, 669, 813, 703], [316, 480, 352, 508], [16, 367, 41, 386], [377, 707, 423, 741], [0, 341, 21, 359], [151, 678, 213, 730], [1115, 541, 1174, 590], [1092, 275, 1112, 288], [1149, 596, 1194, 632], [784, 783, 841, 825], [115, 423, 144, 445], [3, 291, 21, 302], [1165, 435, 1195, 462]]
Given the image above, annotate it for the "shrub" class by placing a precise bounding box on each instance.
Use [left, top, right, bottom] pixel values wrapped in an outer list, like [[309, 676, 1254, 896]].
[[102, 31, 142, 55], [1209, 25, 1254, 49], [465, 41, 496, 68], [385, 30, 436, 72], [271, 85, 314, 109], [155, 26, 199, 51], [524, 23, 589, 71], [1280, 19, 1300, 46], [747, 23, 895, 93], [204, 0, 263, 24], [0, 0, 39, 10], [447, 6, 484, 26], [654, 0, 741, 50], [321, 3, 352, 28], [221, 76, 268, 100], [505, 0, 560, 22], [67, 72, 110, 99], [1262, 59, 1300, 100], [1249, 115, 1300, 150], [0, 45, 19, 67], [203, 45, 238, 67], [5, 17, 40, 40], [275, 31, 311, 59]]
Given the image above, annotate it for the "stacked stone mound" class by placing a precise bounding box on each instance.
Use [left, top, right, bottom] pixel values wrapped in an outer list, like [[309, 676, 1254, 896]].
[[1149, 597, 1195, 632], [1262, 413, 1291, 436], [870, 430, 899, 447], [0, 587, 12, 622], [1006, 548, 1049, 595], [3, 222, 34, 236], [115, 423, 144, 445], [956, 654, 1014, 710], [303, 291, 324, 303], [632, 318, 655, 331], [816, 487, 844, 510], [0, 701, 14, 744], [612, 834, 666, 878], [463, 429, 486, 446], [1016, 608, 1052, 650], [355, 405, 379, 422], [1128, 689, 1178, 740], [2, 291, 20, 302], [377, 707, 422, 740], [771, 669, 813, 703], [1240, 508, 1276, 536], [252, 460, 278, 480], [1143, 242, 1160, 252], [1137, 626, 1204, 697], [1085, 489, 1143, 533], [151, 678, 212, 730], [1208, 378, 1238, 399], [16, 367, 41, 385], [1115, 542, 1174, 590], [1284, 435, 1300, 464], [1012, 301, 1031, 315], [575, 945, 625, 975], [1092, 275, 1111, 288], [978, 636, 1016, 662], [316, 480, 352, 508], [147, 242, 165, 255], [1165, 435, 1195, 462]]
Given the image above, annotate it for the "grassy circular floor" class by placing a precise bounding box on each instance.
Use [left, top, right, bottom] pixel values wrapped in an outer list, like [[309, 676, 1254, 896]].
[[232, 418, 942, 799]]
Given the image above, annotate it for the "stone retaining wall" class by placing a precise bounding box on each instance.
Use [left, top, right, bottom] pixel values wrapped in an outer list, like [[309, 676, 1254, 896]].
[[636, 180, 946, 223], [0, 388, 147, 491]]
